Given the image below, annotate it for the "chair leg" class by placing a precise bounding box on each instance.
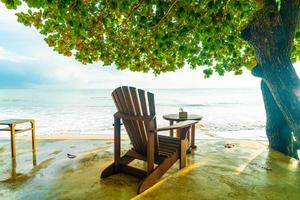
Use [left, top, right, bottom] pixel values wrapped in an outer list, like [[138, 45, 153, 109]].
[[101, 162, 119, 178], [138, 153, 178, 194], [101, 116, 123, 178], [179, 127, 189, 169], [101, 155, 134, 178], [180, 138, 188, 169], [147, 130, 154, 174], [114, 117, 121, 165]]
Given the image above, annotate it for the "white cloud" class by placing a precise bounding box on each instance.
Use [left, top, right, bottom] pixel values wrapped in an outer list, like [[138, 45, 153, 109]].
[[88, 67, 261, 89], [0, 4, 28, 31], [0, 46, 35, 62]]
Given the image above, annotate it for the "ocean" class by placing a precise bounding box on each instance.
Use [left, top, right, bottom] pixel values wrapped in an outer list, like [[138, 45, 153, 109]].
[[0, 88, 267, 140]]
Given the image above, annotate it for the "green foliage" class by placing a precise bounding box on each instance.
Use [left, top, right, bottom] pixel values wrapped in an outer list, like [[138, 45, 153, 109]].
[[291, 30, 300, 63], [1, 0, 21, 9], [2, 0, 261, 76]]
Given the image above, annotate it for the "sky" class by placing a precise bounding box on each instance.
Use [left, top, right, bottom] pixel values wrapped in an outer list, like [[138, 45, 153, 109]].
[[0, 3, 284, 89]]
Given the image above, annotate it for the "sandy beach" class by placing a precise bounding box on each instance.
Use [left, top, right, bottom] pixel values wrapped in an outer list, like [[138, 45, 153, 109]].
[[0, 136, 299, 200]]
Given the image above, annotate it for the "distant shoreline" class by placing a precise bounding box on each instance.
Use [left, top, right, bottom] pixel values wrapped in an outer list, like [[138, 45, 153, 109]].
[[0, 134, 126, 140], [0, 87, 260, 90]]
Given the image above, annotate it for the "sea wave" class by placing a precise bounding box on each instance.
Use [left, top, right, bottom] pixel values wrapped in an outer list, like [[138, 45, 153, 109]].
[[0, 99, 24, 102], [0, 88, 266, 140], [202, 122, 265, 132], [157, 102, 243, 107], [90, 96, 111, 100]]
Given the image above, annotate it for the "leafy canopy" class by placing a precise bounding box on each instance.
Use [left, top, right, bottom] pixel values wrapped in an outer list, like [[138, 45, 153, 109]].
[[1, 0, 271, 77]]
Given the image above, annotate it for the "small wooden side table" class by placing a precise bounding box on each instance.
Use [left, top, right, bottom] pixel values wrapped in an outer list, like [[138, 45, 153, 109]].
[[163, 114, 203, 149], [0, 119, 36, 158]]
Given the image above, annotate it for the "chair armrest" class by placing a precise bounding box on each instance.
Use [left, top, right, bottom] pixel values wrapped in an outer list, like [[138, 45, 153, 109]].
[[156, 120, 198, 132]]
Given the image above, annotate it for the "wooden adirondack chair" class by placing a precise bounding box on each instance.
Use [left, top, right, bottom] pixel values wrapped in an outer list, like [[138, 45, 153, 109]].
[[101, 86, 197, 194]]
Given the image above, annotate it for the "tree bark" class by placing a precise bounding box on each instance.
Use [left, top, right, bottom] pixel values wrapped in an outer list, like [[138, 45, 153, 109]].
[[252, 66, 295, 157], [242, 4, 300, 159], [260, 80, 298, 158]]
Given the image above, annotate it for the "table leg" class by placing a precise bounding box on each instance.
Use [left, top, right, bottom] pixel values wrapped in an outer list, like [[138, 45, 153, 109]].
[[32, 151, 37, 166], [176, 128, 180, 138], [10, 124, 16, 158], [31, 121, 36, 153], [191, 124, 197, 149], [31, 121, 37, 166], [186, 127, 192, 153], [169, 121, 174, 137], [11, 157, 16, 178]]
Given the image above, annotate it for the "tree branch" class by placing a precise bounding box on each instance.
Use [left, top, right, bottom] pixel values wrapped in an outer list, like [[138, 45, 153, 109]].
[[264, 0, 276, 6], [255, 0, 276, 8], [155, 0, 178, 28], [251, 64, 264, 77], [280, 0, 300, 55], [126, 0, 144, 23]]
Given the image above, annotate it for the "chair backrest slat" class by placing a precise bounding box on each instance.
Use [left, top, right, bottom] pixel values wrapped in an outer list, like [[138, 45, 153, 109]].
[[138, 89, 148, 116], [112, 86, 157, 156], [113, 87, 142, 153], [129, 87, 147, 152], [147, 92, 155, 116], [122, 86, 145, 154], [147, 92, 158, 151], [147, 92, 157, 128]]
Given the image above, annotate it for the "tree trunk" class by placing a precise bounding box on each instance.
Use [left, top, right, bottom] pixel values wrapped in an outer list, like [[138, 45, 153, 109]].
[[242, 5, 300, 159], [259, 56, 300, 159], [260, 80, 298, 158]]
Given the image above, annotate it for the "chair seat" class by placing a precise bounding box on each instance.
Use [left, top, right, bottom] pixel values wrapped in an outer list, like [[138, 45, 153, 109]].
[[158, 135, 180, 158]]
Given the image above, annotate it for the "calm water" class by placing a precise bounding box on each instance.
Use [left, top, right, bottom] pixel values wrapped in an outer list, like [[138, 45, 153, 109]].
[[0, 88, 267, 140]]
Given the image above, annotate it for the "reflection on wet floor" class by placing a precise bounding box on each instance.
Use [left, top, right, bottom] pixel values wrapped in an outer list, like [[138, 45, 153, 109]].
[[0, 139, 299, 200], [1, 148, 38, 186]]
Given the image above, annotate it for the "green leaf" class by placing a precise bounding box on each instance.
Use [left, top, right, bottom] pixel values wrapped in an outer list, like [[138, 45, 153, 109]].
[[5, 0, 260, 77]]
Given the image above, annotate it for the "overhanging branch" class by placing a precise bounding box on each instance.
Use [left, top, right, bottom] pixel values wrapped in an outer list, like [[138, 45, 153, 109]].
[[155, 0, 178, 28], [126, 0, 144, 24]]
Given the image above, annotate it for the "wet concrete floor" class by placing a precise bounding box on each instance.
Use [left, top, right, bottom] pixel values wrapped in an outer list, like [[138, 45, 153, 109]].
[[0, 139, 299, 200]]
